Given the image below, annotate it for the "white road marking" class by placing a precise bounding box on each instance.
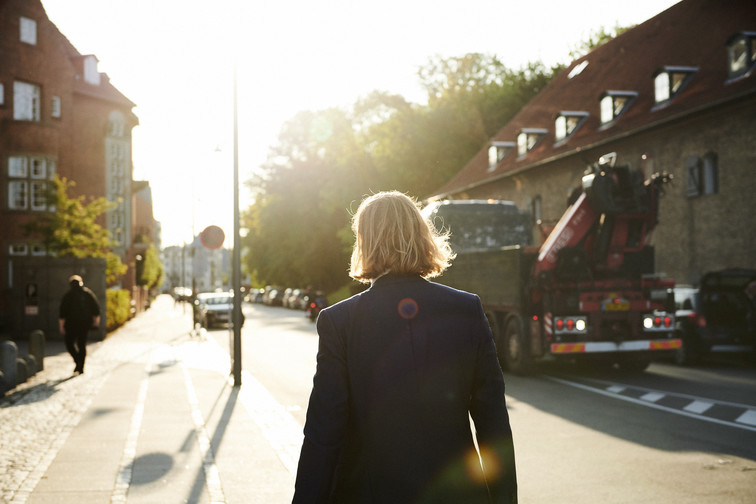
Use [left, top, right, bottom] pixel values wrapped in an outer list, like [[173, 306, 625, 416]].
[[607, 385, 626, 394], [547, 376, 756, 432], [684, 400, 714, 414], [735, 410, 756, 427], [641, 392, 665, 403], [112, 351, 152, 503], [181, 356, 227, 504]]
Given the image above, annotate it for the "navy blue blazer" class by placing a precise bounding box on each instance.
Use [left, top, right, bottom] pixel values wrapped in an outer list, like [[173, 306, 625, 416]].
[[293, 274, 517, 503]]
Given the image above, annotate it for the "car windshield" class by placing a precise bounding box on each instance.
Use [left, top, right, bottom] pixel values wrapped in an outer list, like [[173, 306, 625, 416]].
[[206, 296, 232, 305]]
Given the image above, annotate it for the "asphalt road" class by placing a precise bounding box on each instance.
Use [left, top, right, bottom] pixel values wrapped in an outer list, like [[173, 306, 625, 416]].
[[208, 302, 756, 504]]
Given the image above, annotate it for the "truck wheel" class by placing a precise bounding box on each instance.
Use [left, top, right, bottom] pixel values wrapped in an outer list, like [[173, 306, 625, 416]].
[[504, 316, 533, 375]]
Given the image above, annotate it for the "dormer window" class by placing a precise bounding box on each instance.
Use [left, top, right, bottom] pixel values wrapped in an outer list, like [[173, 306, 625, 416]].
[[653, 66, 697, 104], [19, 17, 37, 45], [599, 91, 637, 126], [517, 129, 547, 157], [554, 111, 589, 143], [488, 141, 515, 171], [727, 32, 756, 80], [83, 56, 101, 85]]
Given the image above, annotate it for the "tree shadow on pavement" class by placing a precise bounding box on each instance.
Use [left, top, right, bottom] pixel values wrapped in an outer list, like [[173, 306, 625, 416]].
[[0, 375, 76, 406]]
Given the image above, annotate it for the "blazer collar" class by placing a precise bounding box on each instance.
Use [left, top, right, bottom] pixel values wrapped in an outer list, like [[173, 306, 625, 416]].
[[369, 272, 426, 290]]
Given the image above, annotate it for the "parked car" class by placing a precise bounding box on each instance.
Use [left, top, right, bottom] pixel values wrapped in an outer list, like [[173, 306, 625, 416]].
[[287, 288, 308, 310], [264, 287, 285, 306], [251, 288, 265, 304], [282, 288, 294, 308], [193, 292, 216, 326], [197, 291, 245, 329], [673, 269, 756, 365]]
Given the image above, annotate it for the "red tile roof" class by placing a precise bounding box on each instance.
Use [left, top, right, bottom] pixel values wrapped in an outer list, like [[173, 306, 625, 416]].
[[432, 0, 756, 198]]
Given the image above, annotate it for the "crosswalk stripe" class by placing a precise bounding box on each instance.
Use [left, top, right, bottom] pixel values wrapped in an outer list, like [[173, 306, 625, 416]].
[[735, 410, 756, 427]]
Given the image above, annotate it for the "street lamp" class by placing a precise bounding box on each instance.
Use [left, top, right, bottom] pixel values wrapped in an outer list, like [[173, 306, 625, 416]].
[[231, 58, 242, 387]]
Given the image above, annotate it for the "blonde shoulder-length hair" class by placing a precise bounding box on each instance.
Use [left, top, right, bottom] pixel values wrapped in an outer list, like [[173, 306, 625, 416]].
[[349, 191, 455, 283]]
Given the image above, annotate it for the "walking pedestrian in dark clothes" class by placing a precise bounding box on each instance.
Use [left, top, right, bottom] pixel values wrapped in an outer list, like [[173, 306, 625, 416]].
[[293, 191, 517, 503], [58, 275, 100, 375]]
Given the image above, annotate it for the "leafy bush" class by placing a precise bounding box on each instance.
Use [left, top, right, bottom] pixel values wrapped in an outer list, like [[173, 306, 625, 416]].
[[106, 289, 131, 332]]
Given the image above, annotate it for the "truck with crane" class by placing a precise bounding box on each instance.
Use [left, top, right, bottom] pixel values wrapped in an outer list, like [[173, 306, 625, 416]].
[[425, 154, 679, 374]]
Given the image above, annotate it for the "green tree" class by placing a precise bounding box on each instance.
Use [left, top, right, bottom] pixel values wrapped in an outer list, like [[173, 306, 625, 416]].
[[568, 25, 633, 60], [23, 175, 127, 284], [137, 243, 164, 289], [243, 108, 362, 292], [242, 53, 560, 291]]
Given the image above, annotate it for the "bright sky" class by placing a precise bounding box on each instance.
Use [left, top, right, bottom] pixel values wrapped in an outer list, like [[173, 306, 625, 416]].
[[40, 0, 680, 248]]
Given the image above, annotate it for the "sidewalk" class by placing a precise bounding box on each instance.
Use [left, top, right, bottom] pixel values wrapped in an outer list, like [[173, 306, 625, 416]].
[[0, 296, 299, 503]]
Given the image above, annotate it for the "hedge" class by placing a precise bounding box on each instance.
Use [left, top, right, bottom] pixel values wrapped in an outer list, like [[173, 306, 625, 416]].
[[106, 289, 131, 332]]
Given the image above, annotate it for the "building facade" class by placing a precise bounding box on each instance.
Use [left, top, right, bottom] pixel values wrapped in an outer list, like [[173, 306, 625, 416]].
[[162, 240, 230, 296], [431, 0, 756, 286], [0, 0, 141, 337]]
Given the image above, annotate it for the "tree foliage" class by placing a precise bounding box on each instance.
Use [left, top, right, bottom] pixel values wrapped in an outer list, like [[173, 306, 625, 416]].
[[23, 175, 127, 284], [242, 53, 562, 291], [138, 243, 164, 289], [568, 25, 634, 60]]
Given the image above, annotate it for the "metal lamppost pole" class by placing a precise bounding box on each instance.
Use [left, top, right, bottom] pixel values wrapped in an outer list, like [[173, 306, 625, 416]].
[[231, 58, 242, 387]]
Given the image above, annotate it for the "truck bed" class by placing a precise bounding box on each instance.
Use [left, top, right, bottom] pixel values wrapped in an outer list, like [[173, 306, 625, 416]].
[[436, 246, 533, 311]]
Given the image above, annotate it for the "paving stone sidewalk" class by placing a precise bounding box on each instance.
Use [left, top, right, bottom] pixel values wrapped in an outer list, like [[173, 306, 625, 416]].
[[0, 296, 297, 503]]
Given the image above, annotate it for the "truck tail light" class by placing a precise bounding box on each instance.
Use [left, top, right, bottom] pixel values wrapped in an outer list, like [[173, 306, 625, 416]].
[[554, 316, 587, 334], [643, 312, 675, 332]]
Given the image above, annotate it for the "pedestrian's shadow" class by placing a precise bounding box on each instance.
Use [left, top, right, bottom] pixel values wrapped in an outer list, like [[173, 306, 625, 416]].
[[0, 375, 76, 406]]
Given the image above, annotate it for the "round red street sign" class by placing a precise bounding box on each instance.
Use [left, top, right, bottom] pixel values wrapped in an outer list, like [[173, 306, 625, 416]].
[[200, 225, 225, 250]]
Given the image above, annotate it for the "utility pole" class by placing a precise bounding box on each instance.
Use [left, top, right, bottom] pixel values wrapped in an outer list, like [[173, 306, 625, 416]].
[[231, 58, 242, 387]]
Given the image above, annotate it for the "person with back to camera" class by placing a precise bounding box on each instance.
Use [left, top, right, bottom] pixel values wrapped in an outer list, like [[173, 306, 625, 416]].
[[293, 191, 517, 503], [58, 274, 100, 375]]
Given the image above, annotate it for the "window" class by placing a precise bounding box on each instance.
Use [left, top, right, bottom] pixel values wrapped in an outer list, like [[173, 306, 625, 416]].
[[9, 244, 28, 256], [7, 155, 55, 211], [30, 243, 47, 256], [653, 66, 697, 104], [109, 118, 125, 137], [727, 32, 756, 80], [19, 17, 37, 45], [30, 157, 47, 178], [599, 91, 637, 125], [9, 156, 27, 177], [51, 96, 61, 118], [568, 60, 589, 79], [686, 153, 718, 198], [8, 180, 28, 209], [531, 195, 542, 225], [84, 56, 101, 85], [488, 141, 515, 171], [702, 152, 718, 195], [13, 81, 40, 121], [0, 83, 4, 105], [554, 111, 589, 142], [517, 129, 547, 157], [30, 181, 48, 210]]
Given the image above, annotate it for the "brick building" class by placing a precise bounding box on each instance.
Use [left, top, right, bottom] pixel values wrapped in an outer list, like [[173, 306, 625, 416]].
[[0, 0, 142, 336], [431, 0, 756, 286]]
